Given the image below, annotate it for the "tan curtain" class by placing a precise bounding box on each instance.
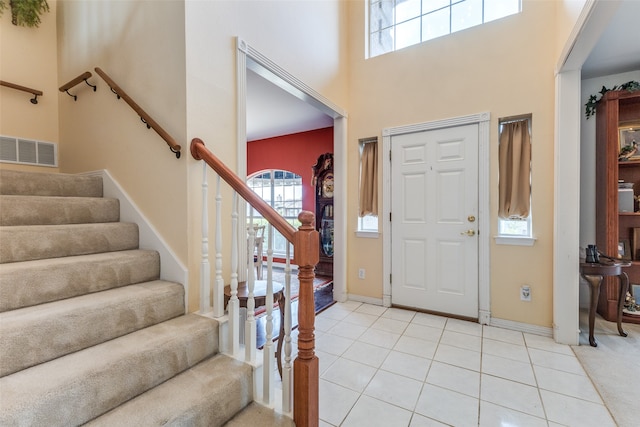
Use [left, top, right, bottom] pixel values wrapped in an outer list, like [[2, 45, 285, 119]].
[[498, 120, 531, 219], [359, 140, 378, 216]]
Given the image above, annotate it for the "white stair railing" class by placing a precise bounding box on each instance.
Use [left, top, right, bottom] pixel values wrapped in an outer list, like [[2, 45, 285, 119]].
[[198, 166, 295, 413], [191, 138, 318, 425]]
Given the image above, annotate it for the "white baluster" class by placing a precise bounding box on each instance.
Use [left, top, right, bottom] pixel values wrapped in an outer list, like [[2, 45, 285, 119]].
[[229, 192, 240, 356], [213, 175, 224, 318], [263, 223, 275, 404], [245, 210, 256, 363], [282, 243, 293, 414], [200, 162, 211, 314]]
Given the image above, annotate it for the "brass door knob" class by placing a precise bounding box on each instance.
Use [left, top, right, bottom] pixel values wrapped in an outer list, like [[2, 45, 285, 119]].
[[460, 229, 476, 236]]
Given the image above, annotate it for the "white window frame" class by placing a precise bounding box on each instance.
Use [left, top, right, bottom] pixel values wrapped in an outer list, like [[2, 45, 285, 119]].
[[495, 115, 535, 246], [247, 169, 303, 256], [357, 137, 379, 237], [368, 0, 522, 58]]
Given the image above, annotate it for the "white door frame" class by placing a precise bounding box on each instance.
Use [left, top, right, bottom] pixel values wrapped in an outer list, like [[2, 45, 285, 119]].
[[235, 37, 349, 302], [382, 112, 491, 323]]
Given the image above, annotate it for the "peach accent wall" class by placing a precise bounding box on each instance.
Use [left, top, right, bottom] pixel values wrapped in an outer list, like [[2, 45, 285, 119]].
[[0, 0, 59, 173], [56, 0, 348, 312], [346, 0, 560, 327], [56, 1, 189, 294]]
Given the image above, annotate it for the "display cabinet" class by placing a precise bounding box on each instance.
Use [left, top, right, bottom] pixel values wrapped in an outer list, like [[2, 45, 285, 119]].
[[595, 90, 640, 324]]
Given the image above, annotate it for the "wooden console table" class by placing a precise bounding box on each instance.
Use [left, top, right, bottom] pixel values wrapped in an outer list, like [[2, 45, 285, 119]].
[[580, 262, 629, 347], [224, 280, 285, 376]]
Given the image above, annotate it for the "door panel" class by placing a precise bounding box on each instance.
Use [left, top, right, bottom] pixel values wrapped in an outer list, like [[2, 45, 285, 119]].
[[391, 124, 479, 318]]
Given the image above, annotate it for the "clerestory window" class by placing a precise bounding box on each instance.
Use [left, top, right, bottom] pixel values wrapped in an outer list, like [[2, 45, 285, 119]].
[[368, 0, 521, 58]]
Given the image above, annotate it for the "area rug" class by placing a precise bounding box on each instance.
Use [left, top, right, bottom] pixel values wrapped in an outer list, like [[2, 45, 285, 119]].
[[572, 311, 640, 427]]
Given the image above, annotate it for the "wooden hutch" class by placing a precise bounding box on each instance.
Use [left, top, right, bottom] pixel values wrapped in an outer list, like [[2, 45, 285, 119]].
[[595, 89, 640, 324]]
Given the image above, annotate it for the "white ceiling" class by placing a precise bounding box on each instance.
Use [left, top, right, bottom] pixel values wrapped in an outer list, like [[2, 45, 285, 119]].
[[246, 69, 333, 141], [246, 2, 640, 141], [581, 1, 640, 80]]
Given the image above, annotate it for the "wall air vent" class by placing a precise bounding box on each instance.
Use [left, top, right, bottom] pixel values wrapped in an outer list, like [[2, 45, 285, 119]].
[[0, 135, 58, 167]]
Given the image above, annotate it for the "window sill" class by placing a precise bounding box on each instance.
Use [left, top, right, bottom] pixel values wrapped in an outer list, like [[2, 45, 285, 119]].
[[494, 236, 536, 246], [356, 231, 379, 239]]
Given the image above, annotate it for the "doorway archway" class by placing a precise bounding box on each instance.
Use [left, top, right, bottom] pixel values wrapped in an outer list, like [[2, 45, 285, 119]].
[[236, 37, 348, 302]]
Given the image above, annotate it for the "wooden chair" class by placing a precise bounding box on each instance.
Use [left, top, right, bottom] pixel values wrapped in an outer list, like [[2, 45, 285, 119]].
[[249, 224, 266, 279]]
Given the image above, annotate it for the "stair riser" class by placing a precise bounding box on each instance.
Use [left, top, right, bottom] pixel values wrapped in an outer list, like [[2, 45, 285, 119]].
[[0, 195, 120, 226], [0, 281, 185, 377], [0, 250, 160, 312], [0, 223, 139, 263], [0, 170, 103, 197], [0, 315, 218, 427], [86, 355, 253, 427]]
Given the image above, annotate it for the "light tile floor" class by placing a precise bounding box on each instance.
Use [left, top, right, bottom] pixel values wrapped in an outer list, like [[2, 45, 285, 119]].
[[301, 301, 617, 427]]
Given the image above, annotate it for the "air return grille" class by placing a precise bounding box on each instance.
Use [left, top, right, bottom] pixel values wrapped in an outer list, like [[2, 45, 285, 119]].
[[0, 136, 58, 167]]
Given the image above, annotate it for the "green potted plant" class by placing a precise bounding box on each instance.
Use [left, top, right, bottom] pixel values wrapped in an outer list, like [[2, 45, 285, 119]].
[[585, 80, 640, 119], [0, 0, 50, 28]]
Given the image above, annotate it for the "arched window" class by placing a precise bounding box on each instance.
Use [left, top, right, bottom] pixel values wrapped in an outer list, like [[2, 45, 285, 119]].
[[247, 170, 303, 257]]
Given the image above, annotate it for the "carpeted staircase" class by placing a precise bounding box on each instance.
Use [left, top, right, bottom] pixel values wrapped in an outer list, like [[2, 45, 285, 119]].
[[0, 169, 285, 426]]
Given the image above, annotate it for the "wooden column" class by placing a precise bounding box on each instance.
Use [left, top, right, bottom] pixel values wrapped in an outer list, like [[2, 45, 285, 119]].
[[293, 211, 319, 427]]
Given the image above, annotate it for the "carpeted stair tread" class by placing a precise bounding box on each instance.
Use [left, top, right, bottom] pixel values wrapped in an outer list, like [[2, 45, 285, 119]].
[[0, 222, 139, 263], [86, 354, 253, 427], [0, 169, 103, 197], [0, 280, 185, 377], [0, 250, 160, 312], [0, 314, 219, 427], [0, 195, 120, 226], [224, 402, 296, 427]]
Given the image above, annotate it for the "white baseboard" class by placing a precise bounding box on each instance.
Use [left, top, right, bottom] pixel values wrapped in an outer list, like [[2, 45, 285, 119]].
[[83, 170, 189, 310], [347, 294, 384, 306], [489, 317, 553, 337]]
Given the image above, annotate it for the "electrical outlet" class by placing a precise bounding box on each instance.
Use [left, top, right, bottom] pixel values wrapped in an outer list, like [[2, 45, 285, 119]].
[[520, 285, 531, 302], [358, 268, 365, 279]]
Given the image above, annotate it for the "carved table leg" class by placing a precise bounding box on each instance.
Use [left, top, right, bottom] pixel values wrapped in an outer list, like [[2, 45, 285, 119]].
[[617, 272, 629, 338], [582, 274, 602, 347]]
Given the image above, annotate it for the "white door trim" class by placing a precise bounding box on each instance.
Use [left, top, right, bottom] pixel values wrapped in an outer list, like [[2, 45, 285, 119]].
[[383, 112, 491, 323], [236, 38, 348, 301]]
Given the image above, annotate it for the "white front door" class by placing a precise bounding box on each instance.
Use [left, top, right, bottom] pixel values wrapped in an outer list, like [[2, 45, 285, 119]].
[[391, 124, 479, 318]]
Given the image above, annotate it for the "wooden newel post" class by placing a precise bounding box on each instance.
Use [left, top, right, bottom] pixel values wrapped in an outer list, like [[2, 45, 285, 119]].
[[293, 211, 319, 427]]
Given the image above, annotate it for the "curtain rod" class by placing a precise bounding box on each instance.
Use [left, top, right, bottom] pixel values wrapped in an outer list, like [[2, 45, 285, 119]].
[[499, 114, 531, 124], [359, 137, 378, 144]]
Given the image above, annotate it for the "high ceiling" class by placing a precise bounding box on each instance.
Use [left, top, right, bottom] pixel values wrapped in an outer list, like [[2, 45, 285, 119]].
[[246, 2, 640, 141]]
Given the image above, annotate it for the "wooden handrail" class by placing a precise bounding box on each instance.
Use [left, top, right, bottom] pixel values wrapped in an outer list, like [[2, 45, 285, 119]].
[[191, 138, 297, 242], [94, 67, 181, 158], [1, 80, 43, 104], [58, 72, 97, 101], [59, 71, 93, 93]]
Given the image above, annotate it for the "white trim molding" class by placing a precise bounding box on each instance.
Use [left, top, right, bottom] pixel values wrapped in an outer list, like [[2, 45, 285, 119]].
[[347, 294, 384, 307], [382, 112, 491, 322], [489, 317, 553, 338], [235, 37, 348, 303]]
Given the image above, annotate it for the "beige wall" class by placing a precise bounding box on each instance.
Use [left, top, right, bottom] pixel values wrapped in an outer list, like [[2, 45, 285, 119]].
[[555, 0, 589, 63], [1, 0, 59, 173], [55, 0, 349, 312], [56, 1, 188, 281], [346, 0, 559, 327], [17, 0, 586, 326], [183, 1, 349, 311]]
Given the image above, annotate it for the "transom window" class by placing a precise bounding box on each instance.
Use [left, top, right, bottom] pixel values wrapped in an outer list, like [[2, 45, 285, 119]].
[[247, 170, 303, 257], [368, 0, 521, 57]]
